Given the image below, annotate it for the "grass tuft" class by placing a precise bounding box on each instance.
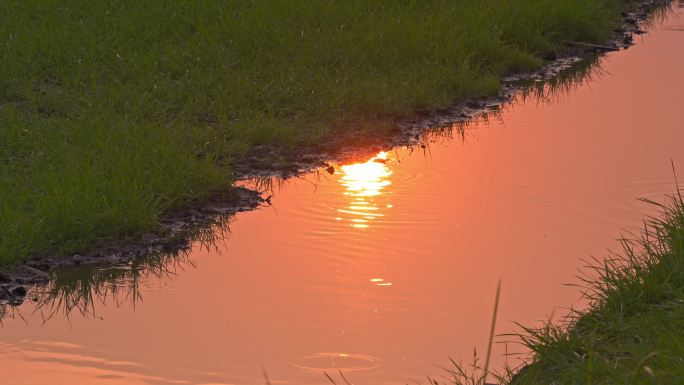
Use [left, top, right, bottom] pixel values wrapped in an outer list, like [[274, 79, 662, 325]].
[[513, 180, 684, 384]]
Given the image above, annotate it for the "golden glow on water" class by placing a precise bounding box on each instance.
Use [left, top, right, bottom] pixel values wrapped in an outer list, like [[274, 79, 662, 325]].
[[338, 152, 393, 228], [369, 278, 393, 286]]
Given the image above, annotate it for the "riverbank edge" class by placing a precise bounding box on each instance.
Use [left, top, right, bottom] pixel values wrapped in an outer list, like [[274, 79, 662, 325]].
[[0, 0, 671, 303], [507, 187, 684, 384]]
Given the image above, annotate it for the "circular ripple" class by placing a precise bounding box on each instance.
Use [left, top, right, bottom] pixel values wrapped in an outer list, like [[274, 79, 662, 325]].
[[292, 352, 379, 372]]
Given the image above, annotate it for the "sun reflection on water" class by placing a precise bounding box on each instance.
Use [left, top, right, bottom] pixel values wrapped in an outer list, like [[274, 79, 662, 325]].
[[337, 151, 393, 229]]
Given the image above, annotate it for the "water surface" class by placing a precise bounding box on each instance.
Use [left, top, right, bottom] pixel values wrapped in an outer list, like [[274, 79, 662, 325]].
[[2, 7, 684, 385]]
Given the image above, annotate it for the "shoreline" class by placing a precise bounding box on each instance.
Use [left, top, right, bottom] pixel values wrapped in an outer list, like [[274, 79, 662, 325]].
[[0, 0, 671, 305], [508, 187, 684, 384]]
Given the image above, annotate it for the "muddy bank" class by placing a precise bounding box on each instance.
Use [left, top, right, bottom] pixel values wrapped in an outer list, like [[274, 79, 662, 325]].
[[0, 187, 263, 305], [0, 0, 670, 305]]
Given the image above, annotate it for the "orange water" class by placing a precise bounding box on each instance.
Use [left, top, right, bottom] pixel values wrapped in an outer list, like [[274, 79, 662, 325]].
[[2, 7, 684, 385]]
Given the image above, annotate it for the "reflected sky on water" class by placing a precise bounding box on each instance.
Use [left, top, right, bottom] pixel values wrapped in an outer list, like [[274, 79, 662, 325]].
[[2, 7, 684, 385]]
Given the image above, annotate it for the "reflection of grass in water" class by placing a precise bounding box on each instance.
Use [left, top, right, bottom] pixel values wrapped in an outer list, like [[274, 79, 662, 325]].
[[517, 56, 604, 105], [421, 54, 605, 147], [10, 214, 234, 323], [33, 252, 190, 321]]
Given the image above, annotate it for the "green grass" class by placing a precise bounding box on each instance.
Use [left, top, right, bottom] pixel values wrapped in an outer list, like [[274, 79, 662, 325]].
[[0, 0, 629, 264], [417, 186, 684, 385], [511, 188, 684, 385]]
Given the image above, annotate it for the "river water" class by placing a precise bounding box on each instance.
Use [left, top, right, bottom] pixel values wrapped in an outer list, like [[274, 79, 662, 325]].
[[2, 6, 684, 385]]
